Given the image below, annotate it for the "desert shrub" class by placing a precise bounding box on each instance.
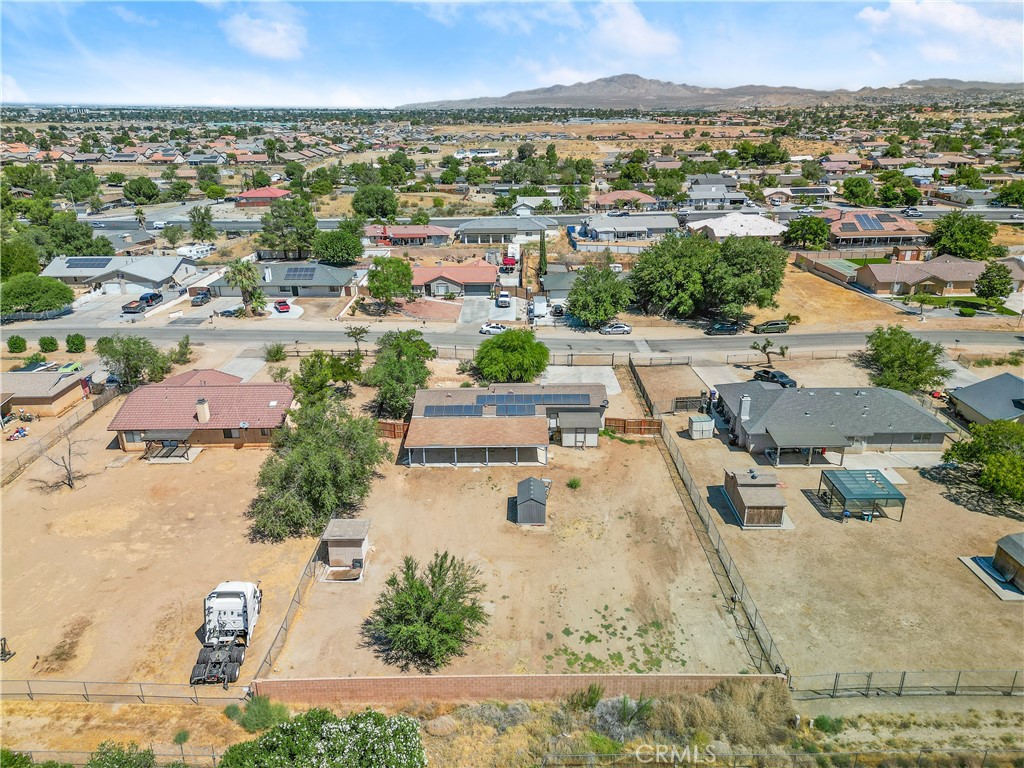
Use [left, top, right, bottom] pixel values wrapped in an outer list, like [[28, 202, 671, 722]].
[[566, 683, 604, 712], [784, 313, 801, 325], [236, 695, 290, 733], [584, 731, 622, 755], [706, 679, 796, 746], [958, 307, 976, 317], [24, 352, 46, 365], [466, 701, 532, 733], [66, 333, 86, 353], [224, 703, 242, 722], [813, 715, 845, 734], [84, 742, 155, 768], [1, 748, 34, 768], [6, 335, 26, 353], [594, 695, 654, 742], [459, 380, 473, 387], [39, 336, 58, 352], [567, 477, 582, 490], [269, 365, 291, 383], [264, 342, 287, 362], [830, 755, 852, 768], [170, 335, 192, 365]]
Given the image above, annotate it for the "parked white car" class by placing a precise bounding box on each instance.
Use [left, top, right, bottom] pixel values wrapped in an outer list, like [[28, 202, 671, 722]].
[[479, 323, 510, 335]]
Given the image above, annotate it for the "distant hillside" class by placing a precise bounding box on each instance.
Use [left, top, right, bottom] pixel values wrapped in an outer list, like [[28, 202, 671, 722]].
[[398, 74, 1024, 110]]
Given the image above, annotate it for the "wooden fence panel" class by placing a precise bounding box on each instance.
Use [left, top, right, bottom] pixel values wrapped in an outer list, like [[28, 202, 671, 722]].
[[604, 417, 662, 435], [376, 420, 408, 439]]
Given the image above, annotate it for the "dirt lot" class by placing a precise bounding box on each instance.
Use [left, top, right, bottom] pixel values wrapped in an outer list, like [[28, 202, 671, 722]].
[[0, 408, 314, 685], [272, 434, 751, 678], [666, 418, 1024, 676]]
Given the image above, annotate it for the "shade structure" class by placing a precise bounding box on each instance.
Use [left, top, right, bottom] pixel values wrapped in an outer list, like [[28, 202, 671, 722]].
[[818, 469, 907, 521]]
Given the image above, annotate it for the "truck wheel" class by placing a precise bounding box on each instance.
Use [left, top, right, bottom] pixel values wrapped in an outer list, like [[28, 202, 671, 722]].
[[225, 663, 240, 683], [229, 646, 245, 665], [190, 664, 206, 685], [197, 647, 213, 664]]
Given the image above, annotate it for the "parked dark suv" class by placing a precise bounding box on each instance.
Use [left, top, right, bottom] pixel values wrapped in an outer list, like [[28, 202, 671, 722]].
[[753, 319, 789, 334], [191, 292, 211, 307], [705, 321, 741, 336], [752, 370, 798, 388], [139, 292, 164, 307]]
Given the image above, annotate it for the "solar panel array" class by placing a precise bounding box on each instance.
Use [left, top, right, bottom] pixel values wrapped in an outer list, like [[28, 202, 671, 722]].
[[284, 267, 316, 280], [476, 393, 590, 406], [66, 257, 113, 270], [423, 404, 483, 417], [839, 223, 858, 232], [854, 214, 884, 231], [875, 214, 896, 223], [496, 404, 536, 416]]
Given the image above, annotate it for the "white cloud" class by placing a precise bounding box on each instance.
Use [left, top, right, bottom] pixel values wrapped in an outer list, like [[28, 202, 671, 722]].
[[220, 4, 307, 61], [919, 43, 959, 63], [417, 2, 463, 26], [590, 1, 680, 58], [111, 5, 157, 27], [2, 74, 29, 104], [856, 1, 1023, 50]]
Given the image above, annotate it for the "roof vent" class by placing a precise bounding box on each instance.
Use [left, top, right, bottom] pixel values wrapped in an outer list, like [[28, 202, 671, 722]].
[[269, 400, 278, 407]]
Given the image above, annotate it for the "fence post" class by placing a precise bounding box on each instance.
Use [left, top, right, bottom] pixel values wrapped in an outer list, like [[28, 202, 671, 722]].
[[26, 679, 33, 701], [82, 681, 89, 702], [864, 671, 872, 697], [1010, 670, 1019, 695], [832, 673, 840, 698], [898, 670, 906, 697], [139, 682, 145, 704], [953, 670, 961, 695]]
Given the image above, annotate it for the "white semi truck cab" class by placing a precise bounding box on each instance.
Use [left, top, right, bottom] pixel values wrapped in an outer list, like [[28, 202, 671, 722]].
[[190, 581, 261, 686]]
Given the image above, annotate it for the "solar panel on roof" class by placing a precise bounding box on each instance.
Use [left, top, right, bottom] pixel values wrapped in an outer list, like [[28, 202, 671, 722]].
[[66, 257, 112, 270], [496, 404, 535, 416], [876, 214, 896, 223], [283, 267, 316, 280], [840, 223, 858, 232]]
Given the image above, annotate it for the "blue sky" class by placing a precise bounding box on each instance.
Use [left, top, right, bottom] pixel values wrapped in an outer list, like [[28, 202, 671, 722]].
[[2, 1, 1022, 107]]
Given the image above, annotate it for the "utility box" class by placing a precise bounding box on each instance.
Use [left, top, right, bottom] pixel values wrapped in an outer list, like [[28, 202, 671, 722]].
[[688, 414, 715, 440], [322, 519, 371, 568]]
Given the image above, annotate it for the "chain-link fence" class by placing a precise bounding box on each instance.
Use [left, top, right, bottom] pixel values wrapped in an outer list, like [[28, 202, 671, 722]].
[[5, 747, 225, 767], [542, 749, 1024, 767], [791, 669, 1024, 699], [0, 678, 244, 705], [275, 345, 693, 368]]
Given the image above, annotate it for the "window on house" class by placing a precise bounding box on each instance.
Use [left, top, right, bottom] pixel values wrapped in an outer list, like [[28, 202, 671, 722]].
[[911, 433, 932, 443], [223, 429, 240, 439], [260, 428, 272, 437], [329, 286, 341, 293], [279, 286, 288, 291], [123, 430, 142, 443]]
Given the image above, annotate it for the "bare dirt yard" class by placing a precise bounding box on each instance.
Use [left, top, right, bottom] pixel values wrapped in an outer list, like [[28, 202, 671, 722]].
[[0, 409, 314, 686], [664, 415, 1024, 676], [271, 435, 751, 679]]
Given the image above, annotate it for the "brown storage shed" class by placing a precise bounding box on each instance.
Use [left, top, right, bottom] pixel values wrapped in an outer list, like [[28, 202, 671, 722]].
[[322, 519, 370, 568], [993, 533, 1024, 592], [724, 469, 787, 528]]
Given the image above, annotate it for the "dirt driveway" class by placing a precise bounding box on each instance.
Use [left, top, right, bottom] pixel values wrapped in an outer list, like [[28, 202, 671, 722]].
[[0, 409, 313, 686], [272, 437, 751, 679]]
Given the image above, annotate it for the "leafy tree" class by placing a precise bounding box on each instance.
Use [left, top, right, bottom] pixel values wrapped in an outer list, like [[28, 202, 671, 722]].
[[951, 164, 984, 189], [0, 273, 74, 313], [284, 161, 305, 184], [170, 335, 193, 365], [994, 179, 1024, 207], [167, 180, 191, 201], [474, 328, 549, 383], [258, 197, 318, 258], [219, 709, 426, 768], [842, 177, 876, 207], [783, 215, 830, 249], [566, 266, 633, 327], [409, 210, 430, 226], [247, 399, 389, 542], [95, 333, 171, 387], [123, 176, 160, 204], [883, 140, 904, 158], [630, 233, 714, 317], [162, 224, 186, 248], [352, 184, 398, 219], [928, 210, 1004, 260], [537, 230, 548, 276], [863, 325, 952, 393], [516, 142, 537, 161], [974, 261, 1013, 303], [205, 184, 226, 200], [800, 160, 825, 183], [0, 237, 40, 279], [364, 329, 435, 417], [312, 228, 363, 267], [105, 171, 127, 185], [290, 349, 363, 403], [188, 205, 216, 243], [944, 421, 1024, 502], [365, 552, 488, 671], [345, 325, 370, 353], [224, 258, 264, 316], [465, 164, 488, 185], [366, 256, 413, 314], [251, 169, 272, 188]]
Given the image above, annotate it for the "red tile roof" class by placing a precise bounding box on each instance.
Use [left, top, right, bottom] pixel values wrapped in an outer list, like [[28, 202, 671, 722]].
[[404, 416, 549, 449], [107, 371, 292, 432], [412, 264, 497, 287], [237, 186, 291, 199]]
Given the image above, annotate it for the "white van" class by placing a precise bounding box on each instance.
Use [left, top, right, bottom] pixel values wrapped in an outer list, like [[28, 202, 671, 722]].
[[496, 291, 511, 308]]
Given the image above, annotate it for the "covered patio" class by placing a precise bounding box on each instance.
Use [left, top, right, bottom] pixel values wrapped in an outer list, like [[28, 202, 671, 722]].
[[765, 424, 851, 467], [402, 417, 550, 467], [817, 469, 907, 522], [141, 429, 194, 461]]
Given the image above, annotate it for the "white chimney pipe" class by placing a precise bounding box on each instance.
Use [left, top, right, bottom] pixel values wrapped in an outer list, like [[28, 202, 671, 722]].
[[263, 267, 272, 283], [196, 398, 211, 424], [739, 394, 751, 421]]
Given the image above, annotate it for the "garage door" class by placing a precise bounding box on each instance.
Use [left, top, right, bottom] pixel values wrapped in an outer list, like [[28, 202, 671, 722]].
[[465, 284, 492, 297]]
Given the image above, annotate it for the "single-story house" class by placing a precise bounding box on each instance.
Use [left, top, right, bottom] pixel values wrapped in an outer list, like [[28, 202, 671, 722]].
[[594, 190, 658, 210], [107, 369, 293, 453], [209, 261, 358, 299], [457, 216, 558, 244], [72, 153, 109, 164], [687, 174, 739, 190], [363, 224, 452, 247], [186, 153, 227, 166], [412, 263, 498, 297], [686, 184, 749, 207], [403, 384, 608, 467], [714, 382, 953, 464], [540, 270, 578, 301], [234, 153, 270, 164], [948, 373, 1024, 426], [41, 255, 198, 294], [1, 370, 93, 418], [995, 256, 1024, 293], [235, 186, 291, 207], [149, 152, 186, 164], [511, 196, 563, 216], [854, 254, 986, 296], [108, 152, 143, 163], [820, 209, 926, 248], [763, 186, 835, 204], [688, 212, 787, 243], [578, 212, 679, 242]]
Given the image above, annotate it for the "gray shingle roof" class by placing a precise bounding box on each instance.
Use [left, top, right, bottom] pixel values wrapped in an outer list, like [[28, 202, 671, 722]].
[[209, 262, 355, 289], [458, 216, 557, 234], [949, 373, 1024, 422]]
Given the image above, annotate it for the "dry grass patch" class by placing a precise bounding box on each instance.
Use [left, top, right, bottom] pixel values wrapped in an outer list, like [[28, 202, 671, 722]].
[[37, 617, 92, 674]]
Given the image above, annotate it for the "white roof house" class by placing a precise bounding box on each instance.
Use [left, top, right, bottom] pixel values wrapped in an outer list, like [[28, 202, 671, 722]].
[[689, 212, 787, 243]]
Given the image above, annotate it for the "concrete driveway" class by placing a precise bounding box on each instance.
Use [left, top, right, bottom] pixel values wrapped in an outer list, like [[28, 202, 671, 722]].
[[538, 365, 621, 395], [458, 296, 516, 324]]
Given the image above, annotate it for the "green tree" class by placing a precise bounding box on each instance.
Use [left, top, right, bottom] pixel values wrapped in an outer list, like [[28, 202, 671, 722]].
[[45, 212, 115, 258], [951, 164, 984, 189], [927, 210, 1004, 260], [537, 230, 548, 277], [345, 325, 370, 353], [364, 329, 435, 417], [842, 177, 876, 207], [188, 205, 217, 243], [474, 328, 549, 383], [366, 256, 413, 314], [123, 176, 160, 204], [134, 206, 147, 230], [629, 233, 715, 317], [167, 180, 191, 201], [247, 400, 389, 541], [465, 164, 488, 185], [0, 237, 40, 279], [162, 224, 185, 248], [224, 258, 263, 317], [783, 215, 830, 250], [364, 552, 488, 671], [290, 349, 363, 404], [84, 741, 156, 768], [944, 421, 1024, 502], [994, 179, 1024, 207], [311, 229, 363, 267], [863, 325, 952, 393], [283, 161, 305, 184], [258, 197, 318, 258], [66, 333, 86, 353], [0, 273, 74, 313], [205, 184, 226, 200], [566, 266, 633, 327], [409, 210, 430, 226], [352, 184, 398, 219], [750, 338, 788, 366], [105, 171, 127, 185], [974, 261, 1013, 303], [95, 334, 172, 387], [516, 142, 537, 161]]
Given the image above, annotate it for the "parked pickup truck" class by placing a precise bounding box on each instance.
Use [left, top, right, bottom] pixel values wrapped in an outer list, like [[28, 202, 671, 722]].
[[121, 300, 146, 314]]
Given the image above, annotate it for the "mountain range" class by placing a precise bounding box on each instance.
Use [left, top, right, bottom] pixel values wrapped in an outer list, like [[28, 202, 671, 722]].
[[398, 74, 1024, 110]]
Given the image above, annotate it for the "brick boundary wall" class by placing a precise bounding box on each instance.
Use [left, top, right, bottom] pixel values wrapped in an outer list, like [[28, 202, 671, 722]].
[[252, 673, 784, 706]]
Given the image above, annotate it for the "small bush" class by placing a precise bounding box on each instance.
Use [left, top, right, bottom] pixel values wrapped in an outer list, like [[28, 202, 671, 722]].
[[567, 477, 582, 490], [66, 333, 86, 353], [269, 365, 291, 383], [237, 695, 289, 733], [223, 703, 242, 722], [7, 335, 27, 353], [173, 729, 190, 745], [466, 701, 532, 733], [264, 342, 287, 362], [170, 335, 193, 365], [459, 380, 473, 387], [784, 313, 801, 325], [566, 683, 604, 712], [958, 307, 976, 317], [594, 695, 654, 742], [814, 715, 845, 735], [584, 731, 622, 755], [24, 352, 46, 365], [39, 336, 59, 353]]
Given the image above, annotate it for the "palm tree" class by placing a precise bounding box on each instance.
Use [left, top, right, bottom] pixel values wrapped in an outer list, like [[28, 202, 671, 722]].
[[224, 258, 262, 317], [134, 206, 147, 230]]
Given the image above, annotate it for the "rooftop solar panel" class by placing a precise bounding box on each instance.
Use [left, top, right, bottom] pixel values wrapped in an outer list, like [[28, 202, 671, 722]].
[[839, 223, 858, 232], [496, 404, 536, 416], [876, 214, 896, 223], [283, 267, 316, 280], [66, 257, 112, 269]]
